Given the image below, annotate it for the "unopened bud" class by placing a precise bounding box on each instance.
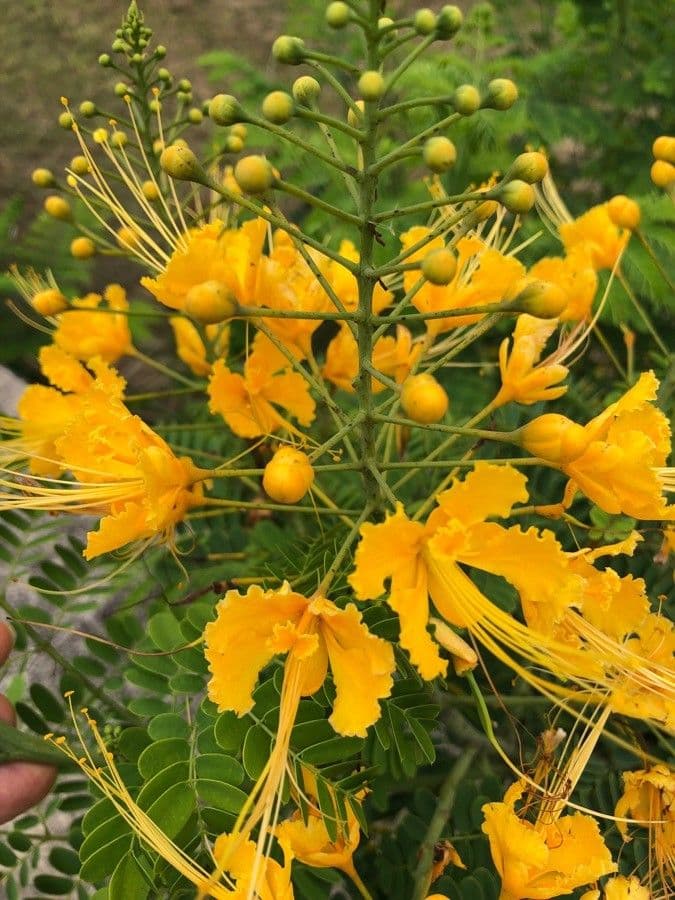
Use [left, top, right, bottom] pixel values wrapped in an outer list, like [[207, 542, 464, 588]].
[[272, 35, 306, 65], [378, 16, 394, 29], [155, 45, 167, 58], [32, 289, 68, 317], [209, 94, 246, 126], [92, 127, 109, 144], [423, 136, 457, 173], [110, 130, 128, 148], [453, 84, 480, 116], [464, 199, 498, 226], [70, 236, 97, 259], [506, 279, 567, 318], [141, 179, 160, 201], [325, 1, 351, 28], [44, 195, 72, 220], [358, 70, 385, 102], [231, 123, 248, 140], [347, 99, 365, 128], [421, 248, 457, 285], [292, 76, 321, 105], [414, 8, 437, 34], [149, 99, 161, 113], [111, 38, 126, 53], [653, 135, 675, 165], [225, 134, 244, 154], [98, 53, 112, 67], [114, 82, 131, 97], [79, 100, 96, 117], [158, 68, 171, 82], [188, 108, 203, 124], [160, 143, 205, 182], [484, 78, 518, 110], [262, 91, 295, 124], [607, 195, 641, 231], [650, 160, 675, 188], [70, 156, 89, 175], [31, 168, 54, 188], [233, 155, 275, 193], [504, 151, 548, 184], [498, 179, 535, 214], [400, 373, 449, 424], [263, 447, 314, 504], [436, 5, 463, 39], [518, 414, 589, 464], [58, 111, 74, 129], [116, 226, 140, 249], [178, 78, 192, 92], [185, 280, 238, 323]]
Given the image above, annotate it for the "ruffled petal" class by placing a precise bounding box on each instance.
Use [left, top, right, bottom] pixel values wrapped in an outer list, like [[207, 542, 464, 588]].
[[435, 463, 529, 527]]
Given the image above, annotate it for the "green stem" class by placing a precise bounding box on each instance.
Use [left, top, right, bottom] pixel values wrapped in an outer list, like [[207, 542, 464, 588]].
[[130, 348, 201, 388], [617, 271, 668, 355], [636, 229, 675, 291], [236, 306, 357, 322], [204, 498, 359, 516], [384, 32, 437, 94], [377, 94, 456, 119], [306, 60, 364, 119], [411, 746, 480, 900], [275, 177, 362, 226], [373, 190, 490, 223], [0, 720, 73, 767], [373, 413, 514, 442], [245, 114, 353, 175], [294, 107, 364, 142], [370, 111, 461, 174]]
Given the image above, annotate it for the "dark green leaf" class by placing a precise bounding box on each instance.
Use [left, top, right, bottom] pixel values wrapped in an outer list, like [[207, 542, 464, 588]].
[[108, 851, 150, 900], [136, 761, 190, 810], [195, 753, 244, 785], [146, 782, 195, 839], [138, 738, 190, 780], [214, 711, 250, 752], [28, 685, 64, 724], [242, 725, 272, 780], [48, 846, 81, 875], [147, 713, 190, 741], [33, 875, 74, 895], [195, 779, 247, 813], [79, 834, 132, 884]]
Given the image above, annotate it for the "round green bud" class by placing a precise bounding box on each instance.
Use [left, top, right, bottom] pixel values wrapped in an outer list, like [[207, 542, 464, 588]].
[[292, 76, 321, 105], [158, 67, 171, 82], [347, 99, 365, 128], [209, 93, 246, 126], [378, 16, 394, 29], [178, 78, 192, 92], [272, 35, 306, 65], [436, 5, 463, 38], [485, 78, 518, 110], [225, 134, 244, 154], [138, 38, 148, 49], [326, 1, 351, 28], [262, 91, 295, 124], [507, 280, 567, 318], [149, 99, 161, 113], [421, 247, 457, 285], [188, 108, 203, 124], [453, 84, 480, 116], [155, 45, 167, 58], [231, 123, 248, 140], [504, 151, 548, 185], [98, 53, 112, 66], [160, 143, 205, 183], [70, 155, 89, 175], [58, 111, 74, 129], [31, 168, 54, 188], [79, 101, 96, 117], [111, 38, 126, 53], [131, 53, 143, 64], [422, 136, 457, 172], [176, 91, 190, 104], [499, 179, 535, 214], [114, 82, 131, 97], [234, 155, 275, 194], [414, 8, 437, 35], [358, 70, 385, 102]]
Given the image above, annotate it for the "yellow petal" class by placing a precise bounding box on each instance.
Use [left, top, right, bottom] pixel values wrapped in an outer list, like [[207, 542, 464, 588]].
[[434, 463, 529, 528]]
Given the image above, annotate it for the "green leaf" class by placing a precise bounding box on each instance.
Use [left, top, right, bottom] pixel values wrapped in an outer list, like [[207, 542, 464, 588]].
[[196, 779, 247, 813], [242, 725, 272, 780], [125, 666, 169, 694], [147, 713, 190, 741], [79, 834, 132, 885], [108, 852, 150, 900], [136, 761, 190, 810], [117, 728, 152, 765], [80, 816, 132, 868], [137, 738, 190, 780], [214, 711, 250, 752], [300, 735, 363, 766], [146, 782, 196, 839], [7, 832, 32, 852], [48, 846, 81, 875], [33, 874, 74, 895], [14, 703, 49, 735], [0, 841, 18, 866], [147, 611, 184, 651], [316, 777, 338, 842], [29, 685, 64, 724], [168, 672, 205, 694], [195, 753, 245, 785], [82, 798, 117, 836], [127, 698, 168, 718]]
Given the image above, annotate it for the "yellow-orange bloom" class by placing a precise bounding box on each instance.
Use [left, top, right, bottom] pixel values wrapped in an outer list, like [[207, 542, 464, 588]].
[[581, 875, 651, 900], [275, 802, 360, 875], [400, 227, 525, 336], [482, 783, 616, 900], [52, 284, 133, 363], [169, 317, 229, 376], [211, 832, 294, 899], [494, 314, 569, 407], [208, 347, 315, 439], [559, 203, 630, 272], [528, 249, 598, 321], [323, 324, 421, 394]]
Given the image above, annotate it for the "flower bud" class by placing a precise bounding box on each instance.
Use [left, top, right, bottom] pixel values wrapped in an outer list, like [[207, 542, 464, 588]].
[[231, 123, 248, 140], [158, 67, 172, 82], [31, 168, 54, 188], [504, 151, 548, 184], [70, 237, 97, 259], [506, 279, 567, 318], [292, 76, 321, 105], [233, 155, 275, 194], [70, 155, 89, 175], [58, 111, 74, 129], [225, 134, 244, 154], [652, 135, 675, 164], [116, 226, 140, 249], [44, 195, 71, 220], [518, 414, 589, 463], [464, 199, 498, 227], [111, 130, 128, 148], [32, 289, 68, 317], [263, 447, 315, 504], [421, 248, 457, 285], [484, 78, 518, 110], [188, 108, 203, 124], [262, 91, 295, 124], [378, 16, 394, 29], [414, 8, 437, 34], [400, 373, 449, 424], [149, 99, 162, 113], [160, 143, 205, 183], [178, 78, 192, 92], [325, 1, 351, 28], [358, 70, 385, 102], [93, 127, 109, 144], [498, 179, 535, 214], [209, 94, 246, 126], [347, 100, 365, 128], [98, 53, 112, 67], [423, 136, 457, 173], [114, 81, 131, 97], [155, 45, 167, 58], [650, 160, 675, 188], [111, 38, 126, 53], [79, 100, 96, 117], [185, 280, 238, 324], [272, 35, 306, 65], [452, 84, 480, 116], [142, 179, 160, 201], [607, 195, 640, 231], [436, 5, 463, 38]]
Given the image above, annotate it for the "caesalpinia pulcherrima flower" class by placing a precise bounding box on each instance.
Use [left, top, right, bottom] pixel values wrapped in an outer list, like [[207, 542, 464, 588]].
[[323, 323, 421, 394], [519, 371, 674, 519], [52, 283, 134, 362], [169, 317, 229, 376], [528, 248, 598, 321], [559, 203, 630, 272], [581, 875, 651, 900], [493, 313, 569, 408], [210, 832, 294, 899]]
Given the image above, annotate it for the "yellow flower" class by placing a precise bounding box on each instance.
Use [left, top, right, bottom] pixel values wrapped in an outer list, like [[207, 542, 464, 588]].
[[52, 284, 133, 363], [275, 804, 360, 875], [559, 203, 630, 271], [323, 324, 421, 393], [529, 249, 598, 321], [208, 346, 315, 439], [1, 374, 205, 559], [581, 875, 651, 900], [204, 582, 394, 737], [494, 314, 569, 408], [169, 317, 228, 377], [400, 227, 525, 336], [521, 372, 673, 519], [482, 783, 616, 900], [615, 765, 675, 891], [141, 218, 268, 310], [211, 832, 294, 899]]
